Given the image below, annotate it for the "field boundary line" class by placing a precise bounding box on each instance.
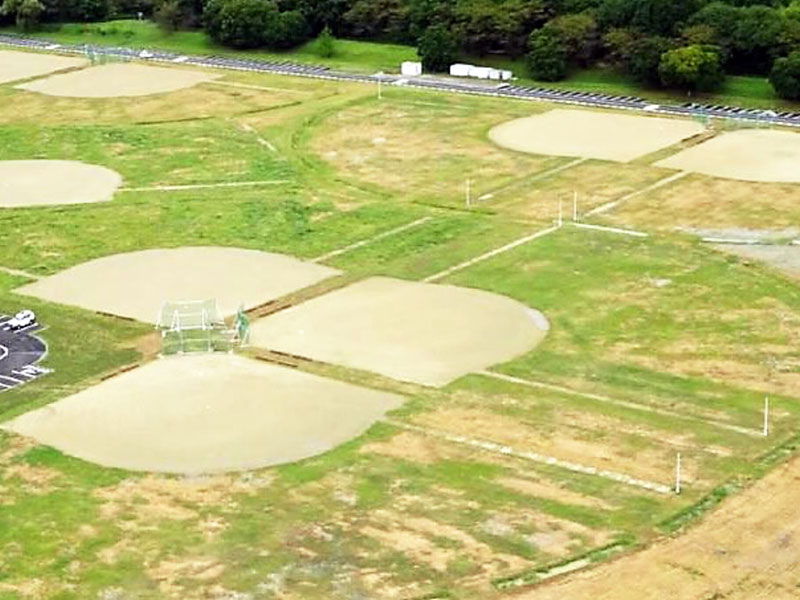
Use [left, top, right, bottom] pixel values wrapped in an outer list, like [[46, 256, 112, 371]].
[[585, 171, 689, 217], [701, 237, 761, 245], [481, 371, 762, 437], [311, 216, 433, 263], [573, 222, 648, 237], [386, 419, 671, 494], [238, 121, 277, 152], [488, 157, 588, 206], [207, 80, 313, 94], [423, 225, 560, 283], [118, 180, 290, 192], [0, 265, 41, 280]]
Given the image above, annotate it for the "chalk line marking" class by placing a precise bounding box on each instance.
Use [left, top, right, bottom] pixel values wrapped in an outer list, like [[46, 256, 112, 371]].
[[207, 80, 313, 94], [312, 217, 433, 263], [386, 419, 671, 494], [481, 371, 761, 438], [573, 222, 648, 237], [238, 122, 277, 152], [0, 265, 41, 280], [585, 171, 689, 217], [423, 225, 560, 283], [118, 180, 289, 192]]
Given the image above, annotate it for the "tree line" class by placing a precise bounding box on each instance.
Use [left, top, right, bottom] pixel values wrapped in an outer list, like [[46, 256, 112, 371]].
[[3, 0, 800, 99]]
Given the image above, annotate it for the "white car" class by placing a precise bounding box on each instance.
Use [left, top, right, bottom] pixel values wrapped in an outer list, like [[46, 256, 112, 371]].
[[6, 309, 36, 332]]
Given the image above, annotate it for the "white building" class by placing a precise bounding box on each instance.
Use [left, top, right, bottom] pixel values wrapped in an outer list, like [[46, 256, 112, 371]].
[[401, 61, 422, 77]]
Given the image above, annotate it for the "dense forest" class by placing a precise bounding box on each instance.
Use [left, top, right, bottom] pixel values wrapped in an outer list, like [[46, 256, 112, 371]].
[[2, 0, 800, 98]]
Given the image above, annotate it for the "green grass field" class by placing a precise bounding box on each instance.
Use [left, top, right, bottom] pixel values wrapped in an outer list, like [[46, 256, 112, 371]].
[[0, 47, 799, 599]]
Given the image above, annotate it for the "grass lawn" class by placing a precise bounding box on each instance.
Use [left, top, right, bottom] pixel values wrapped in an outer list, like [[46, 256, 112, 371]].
[[0, 45, 799, 599]]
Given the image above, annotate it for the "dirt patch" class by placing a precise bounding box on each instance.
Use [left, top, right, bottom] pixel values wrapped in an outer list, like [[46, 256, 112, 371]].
[[17, 247, 339, 323], [516, 454, 800, 600], [656, 129, 800, 183], [3, 354, 403, 473], [496, 477, 614, 511], [250, 276, 548, 387], [0, 50, 87, 84], [148, 557, 226, 596], [713, 243, 800, 282], [2, 462, 61, 494], [361, 431, 466, 464], [361, 509, 529, 576], [413, 407, 678, 484], [0, 160, 122, 207], [489, 109, 704, 162], [17, 63, 219, 98]]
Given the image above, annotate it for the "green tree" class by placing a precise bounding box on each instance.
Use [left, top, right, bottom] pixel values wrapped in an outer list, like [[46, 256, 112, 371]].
[[153, 0, 181, 32], [526, 27, 567, 81], [204, 0, 275, 49], [316, 25, 336, 57], [1, 0, 44, 30], [769, 51, 800, 100], [659, 44, 724, 91], [629, 35, 673, 85], [417, 24, 458, 72], [548, 11, 599, 66]]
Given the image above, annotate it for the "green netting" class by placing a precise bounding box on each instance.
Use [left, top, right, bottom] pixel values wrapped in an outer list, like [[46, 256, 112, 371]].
[[157, 299, 231, 355]]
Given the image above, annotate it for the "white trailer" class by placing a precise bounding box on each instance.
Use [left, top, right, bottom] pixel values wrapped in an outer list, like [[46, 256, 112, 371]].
[[401, 61, 422, 76]]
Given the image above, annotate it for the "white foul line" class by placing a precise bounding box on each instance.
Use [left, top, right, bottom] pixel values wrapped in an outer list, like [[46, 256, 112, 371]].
[[481, 371, 761, 437], [387, 419, 671, 494], [312, 217, 433, 263], [423, 225, 560, 283], [585, 171, 690, 217], [118, 180, 289, 192], [573, 222, 648, 238]]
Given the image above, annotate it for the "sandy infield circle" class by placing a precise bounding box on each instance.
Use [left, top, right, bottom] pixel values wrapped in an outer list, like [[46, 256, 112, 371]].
[[16, 247, 340, 323], [1, 354, 403, 473], [16, 62, 219, 98], [0, 50, 88, 84], [489, 108, 705, 162], [656, 129, 800, 183], [0, 160, 122, 207], [249, 276, 549, 387]]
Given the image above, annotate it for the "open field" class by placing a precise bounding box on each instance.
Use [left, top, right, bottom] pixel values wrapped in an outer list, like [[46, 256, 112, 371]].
[[0, 47, 799, 599], [0, 160, 121, 207]]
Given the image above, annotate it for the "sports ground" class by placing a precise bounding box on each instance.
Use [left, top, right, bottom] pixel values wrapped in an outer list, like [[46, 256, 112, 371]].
[[1, 47, 800, 599]]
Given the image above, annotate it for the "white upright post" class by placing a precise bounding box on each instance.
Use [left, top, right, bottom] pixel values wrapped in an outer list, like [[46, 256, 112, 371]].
[[763, 396, 770, 437], [573, 191, 578, 221], [675, 452, 682, 495], [376, 71, 383, 100]]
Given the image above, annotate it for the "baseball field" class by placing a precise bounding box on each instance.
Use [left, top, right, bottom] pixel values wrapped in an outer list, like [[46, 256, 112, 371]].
[[1, 47, 800, 599]]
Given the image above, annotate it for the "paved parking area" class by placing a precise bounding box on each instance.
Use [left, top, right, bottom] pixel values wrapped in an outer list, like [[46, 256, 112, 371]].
[[0, 315, 49, 392]]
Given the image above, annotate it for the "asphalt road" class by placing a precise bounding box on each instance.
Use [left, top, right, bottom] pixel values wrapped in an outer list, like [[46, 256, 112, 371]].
[[0, 315, 49, 392], [2, 33, 799, 129]]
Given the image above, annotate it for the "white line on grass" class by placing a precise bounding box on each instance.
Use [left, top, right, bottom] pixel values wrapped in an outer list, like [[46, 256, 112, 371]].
[[207, 80, 313, 94], [386, 419, 671, 494], [585, 171, 690, 217], [239, 122, 277, 152], [311, 217, 433, 263], [481, 371, 762, 437], [573, 222, 648, 237], [701, 237, 761, 245], [491, 158, 588, 207], [423, 225, 560, 283], [0, 265, 41, 280], [118, 180, 289, 192]]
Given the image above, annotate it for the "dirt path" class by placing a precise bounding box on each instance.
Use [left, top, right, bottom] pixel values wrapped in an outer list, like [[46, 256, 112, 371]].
[[515, 454, 800, 599]]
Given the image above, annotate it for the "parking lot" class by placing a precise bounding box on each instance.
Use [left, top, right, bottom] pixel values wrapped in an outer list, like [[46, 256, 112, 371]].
[[0, 315, 49, 392]]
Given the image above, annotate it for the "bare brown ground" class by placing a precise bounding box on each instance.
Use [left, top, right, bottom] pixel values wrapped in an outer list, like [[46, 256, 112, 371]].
[[656, 129, 800, 183], [496, 477, 615, 510], [3, 354, 402, 473], [516, 454, 800, 600], [0, 50, 87, 84], [489, 109, 704, 162], [607, 173, 800, 230], [412, 407, 686, 484], [17, 63, 218, 98], [0, 160, 122, 207], [250, 276, 548, 387]]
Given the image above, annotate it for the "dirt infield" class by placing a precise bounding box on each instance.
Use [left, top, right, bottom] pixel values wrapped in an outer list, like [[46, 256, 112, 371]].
[[489, 109, 704, 162], [0, 50, 87, 84], [0, 160, 122, 207], [517, 455, 800, 600], [16, 63, 219, 98], [713, 243, 800, 281], [249, 276, 548, 386], [656, 129, 800, 183], [1, 354, 403, 473], [16, 247, 339, 323]]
